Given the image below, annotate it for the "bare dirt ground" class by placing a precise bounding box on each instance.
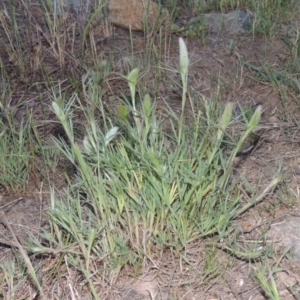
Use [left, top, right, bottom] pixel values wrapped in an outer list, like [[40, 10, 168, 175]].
[[1, 2, 300, 299]]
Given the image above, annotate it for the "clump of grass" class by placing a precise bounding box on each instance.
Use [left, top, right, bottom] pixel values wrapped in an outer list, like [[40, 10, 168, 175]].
[[1, 0, 292, 296], [18, 38, 262, 297], [254, 264, 281, 300], [253, 249, 290, 300], [0, 118, 31, 193]]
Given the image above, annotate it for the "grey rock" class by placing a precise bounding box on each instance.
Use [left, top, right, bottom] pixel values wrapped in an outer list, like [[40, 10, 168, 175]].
[[268, 216, 300, 260], [204, 10, 253, 33]]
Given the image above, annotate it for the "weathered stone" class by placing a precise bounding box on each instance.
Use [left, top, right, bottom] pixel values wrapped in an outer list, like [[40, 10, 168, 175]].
[[108, 0, 168, 31], [267, 216, 300, 260], [204, 10, 253, 34]]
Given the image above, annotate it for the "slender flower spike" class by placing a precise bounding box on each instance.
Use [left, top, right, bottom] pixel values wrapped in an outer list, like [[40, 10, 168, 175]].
[[83, 136, 92, 154], [127, 68, 139, 92], [127, 68, 139, 110], [143, 94, 152, 116], [105, 126, 119, 146], [179, 37, 189, 82], [52, 101, 64, 121], [248, 105, 262, 128], [218, 103, 233, 140], [177, 37, 190, 144], [220, 103, 233, 130]]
